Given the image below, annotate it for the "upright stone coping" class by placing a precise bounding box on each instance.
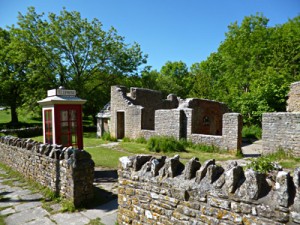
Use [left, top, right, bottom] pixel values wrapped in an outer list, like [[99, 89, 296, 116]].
[[0, 136, 95, 207], [118, 154, 300, 225]]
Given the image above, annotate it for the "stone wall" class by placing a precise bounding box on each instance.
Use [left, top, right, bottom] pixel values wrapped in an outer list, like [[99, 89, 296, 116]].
[[262, 113, 300, 156], [118, 155, 300, 225], [287, 81, 300, 112], [222, 113, 243, 151], [188, 99, 228, 135], [110, 86, 242, 151], [155, 109, 182, 139], [0, 136, 94, 207]]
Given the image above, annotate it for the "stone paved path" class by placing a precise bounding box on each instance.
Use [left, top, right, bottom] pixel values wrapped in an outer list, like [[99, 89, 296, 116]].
[[0, 169, 118, 225]]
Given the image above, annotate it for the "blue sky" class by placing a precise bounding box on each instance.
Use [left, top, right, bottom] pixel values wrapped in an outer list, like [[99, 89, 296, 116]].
[[0, 0, 299, 71]]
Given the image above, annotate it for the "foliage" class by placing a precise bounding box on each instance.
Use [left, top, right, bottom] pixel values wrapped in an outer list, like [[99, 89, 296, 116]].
[[87, 218, 105, 225], [242, 125, 262, 139], [266, 148, 295, 161], [246, 148, 300, 173], [245, 157, 275, 174], [135, 136, 147, 144], [190, 14, 300, 125], [147, 136, 186, 153], [101, 132, 117, 142], [122, 137, 132, 142], [191, 144, 222, 153], [61, 200, 76, 212], [0, 7, 147, 125]]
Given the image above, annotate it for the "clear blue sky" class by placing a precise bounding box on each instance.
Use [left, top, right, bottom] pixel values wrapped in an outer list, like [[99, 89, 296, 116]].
[[0, 0, 299, 71]]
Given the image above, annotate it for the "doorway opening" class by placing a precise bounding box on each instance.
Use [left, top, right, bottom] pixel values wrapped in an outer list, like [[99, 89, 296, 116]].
[[117, 112, 125, 139]]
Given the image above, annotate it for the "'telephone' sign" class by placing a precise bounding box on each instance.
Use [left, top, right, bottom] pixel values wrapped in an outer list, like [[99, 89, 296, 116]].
[[47, 89, 76, 97]]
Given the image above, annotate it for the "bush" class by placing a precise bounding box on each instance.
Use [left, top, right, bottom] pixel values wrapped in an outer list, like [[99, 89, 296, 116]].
[[135, 137, 147, 144], [242, 125, 262, 139], [191, 143, 222, 153], [245, 157, 275, 174], [122, 137, 132, 142], [101, 132, 117, 142], [147, 136, 186, 153]]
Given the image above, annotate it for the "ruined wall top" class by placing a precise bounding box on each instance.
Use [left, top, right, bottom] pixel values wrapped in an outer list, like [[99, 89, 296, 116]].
[[287, 81, 300, 112], [112, 85, 179, 109]]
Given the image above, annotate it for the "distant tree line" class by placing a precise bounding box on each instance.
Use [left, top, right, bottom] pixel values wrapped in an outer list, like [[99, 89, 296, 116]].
[[0, 8, 299, 126]]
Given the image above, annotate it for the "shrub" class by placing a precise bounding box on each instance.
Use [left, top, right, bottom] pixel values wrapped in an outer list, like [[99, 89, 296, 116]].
[[245, 157, 276, 174], [122, 137, 132, 142], [192, 143, 222, 153], [135, 137, 147, 144], [147, 136, 186, 153], [101, 132, 117, 142], [242, 125, 262, 140]]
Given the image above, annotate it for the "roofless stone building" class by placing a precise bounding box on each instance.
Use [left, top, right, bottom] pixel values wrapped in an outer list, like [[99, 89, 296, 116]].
[[98, 86, 242, 151]]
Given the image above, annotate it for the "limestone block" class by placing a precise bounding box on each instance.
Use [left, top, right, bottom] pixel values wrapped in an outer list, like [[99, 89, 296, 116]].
[[195, 159, 215, 183], [275, 171, 291, 208], [183, 157, 201, 180]]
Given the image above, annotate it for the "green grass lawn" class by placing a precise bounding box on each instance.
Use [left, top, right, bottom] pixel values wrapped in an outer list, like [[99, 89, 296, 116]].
[[0, 108, 42, 128], [0, 109, 11, 124]]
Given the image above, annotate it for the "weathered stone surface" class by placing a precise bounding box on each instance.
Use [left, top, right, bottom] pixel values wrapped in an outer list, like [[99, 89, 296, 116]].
[[183, 157, 201, 180], [206, 164, 224, 184], [225, 165, 244, 193], [236, 169, 269, 200], [287, 81, 300, 112], [195, 159, 215, 183], [159, 155, 184, 178], [151, 156, 166, 177], [133, 155, 152, 171], [275, 171, 291, 208]]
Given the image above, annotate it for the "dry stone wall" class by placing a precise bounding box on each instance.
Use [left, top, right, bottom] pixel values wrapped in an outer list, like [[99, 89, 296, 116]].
[[262, 113, 300, 156], [0, 136, 94, 207], [118, 155, 300, 225]]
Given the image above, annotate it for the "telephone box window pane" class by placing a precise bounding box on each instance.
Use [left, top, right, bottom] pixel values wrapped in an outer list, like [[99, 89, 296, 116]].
[[70, 110, 77, 121], [61, 122, 69, 133], [44, 110, 53, 144], [61, 110, 68, 121], [59, 108, 79, 148]]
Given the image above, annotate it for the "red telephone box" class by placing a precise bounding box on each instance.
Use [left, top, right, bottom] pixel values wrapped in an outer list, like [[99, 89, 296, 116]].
[[38, 87, 86, 149]]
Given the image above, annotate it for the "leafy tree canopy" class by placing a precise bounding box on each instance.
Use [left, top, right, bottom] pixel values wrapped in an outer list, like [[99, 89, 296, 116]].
[[0, 7, 147, 124]]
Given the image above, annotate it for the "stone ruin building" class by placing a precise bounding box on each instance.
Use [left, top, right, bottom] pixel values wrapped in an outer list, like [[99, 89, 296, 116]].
[[263, 81, 300, 156], [97, 86, 242, 151]]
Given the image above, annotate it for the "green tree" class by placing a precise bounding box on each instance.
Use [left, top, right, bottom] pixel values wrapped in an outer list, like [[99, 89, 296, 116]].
[[0, 28, 30, 125], [190, 14, 300, 125], [157, 61, 191, 98], [9, 7, 147, 123]]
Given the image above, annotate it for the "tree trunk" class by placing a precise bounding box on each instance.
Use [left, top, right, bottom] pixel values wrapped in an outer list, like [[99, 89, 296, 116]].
[[10, 104, 19, 127]]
